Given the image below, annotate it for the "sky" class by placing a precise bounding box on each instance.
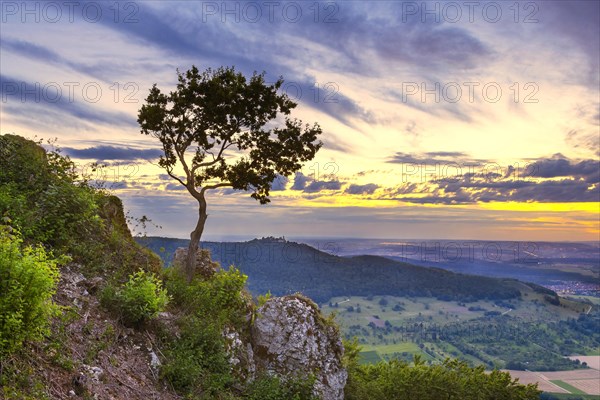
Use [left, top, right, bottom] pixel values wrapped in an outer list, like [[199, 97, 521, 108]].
[[1, 0, 599, 241]]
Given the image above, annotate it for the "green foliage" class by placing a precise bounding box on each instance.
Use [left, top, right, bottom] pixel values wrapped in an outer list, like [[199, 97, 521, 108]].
[[0, 134, 162, 276], [160, 266, 251, 396], [0, 228, 64, 355], [160, 316, 233, 394], [165, 265, 249, 324], [0, 135, 103, 254], [138, 65, 322, 204], [34, 180, 101, 248], [1, 360, 51, 400], [139, 66, 322, 280], [257, 291, 272, 307], [344, 352, 541, 400], [102, 270, 169, 326], [244, 374, 318, 400]]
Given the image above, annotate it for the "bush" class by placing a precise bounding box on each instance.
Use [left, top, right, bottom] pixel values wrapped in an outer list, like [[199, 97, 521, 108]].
[[164, 265, 249, 324], [159, 266, 252, 397], [245, 374, 318, 400], [160, 316, 232, 394], [0, 227, 63, 355], [102, 270, 169, 326], [344, 355, 541, 400]]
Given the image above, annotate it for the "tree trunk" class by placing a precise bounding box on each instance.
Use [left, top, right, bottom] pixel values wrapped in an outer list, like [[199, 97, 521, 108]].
[[185, 194, 207, 282]]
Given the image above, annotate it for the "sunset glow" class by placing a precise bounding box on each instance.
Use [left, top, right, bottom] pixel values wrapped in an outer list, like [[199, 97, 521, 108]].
[[1, 1, 598, 241]]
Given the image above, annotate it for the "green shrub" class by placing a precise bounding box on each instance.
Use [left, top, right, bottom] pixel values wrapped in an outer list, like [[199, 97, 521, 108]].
[[160, 316, 232, 394], [159, 266, 251, 397], [34, 181, 102, 249], [257, 291, 272, 307], [164, 265, 249, 323], [102, 270, 169, 326], [344, 354, 541, 400], [245, 374, 318, 400], [0, 227, 63, 355], [0, 135, 101, 250]]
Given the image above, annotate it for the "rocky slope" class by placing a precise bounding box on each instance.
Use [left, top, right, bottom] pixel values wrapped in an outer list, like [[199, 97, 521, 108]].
[[9, 251, 347, 399]]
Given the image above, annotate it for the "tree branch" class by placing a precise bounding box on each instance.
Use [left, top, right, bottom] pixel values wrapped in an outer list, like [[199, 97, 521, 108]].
[[175, 144, 192, 183], [200, 182, 232, 195], [191, 136, 233, 173], [166, 170, 187, 188]]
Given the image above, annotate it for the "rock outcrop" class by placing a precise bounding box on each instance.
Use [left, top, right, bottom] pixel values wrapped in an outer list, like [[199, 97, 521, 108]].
[[251, 295, 347, 400], [107, 243, 346, 398], [172, 247, 220, 277], [223, 327, 256, 382]]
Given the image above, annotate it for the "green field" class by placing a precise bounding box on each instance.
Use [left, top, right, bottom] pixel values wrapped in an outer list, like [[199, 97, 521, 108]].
[[358, 350, 381, 364], [321, 292, 599, 370], [361, 342, 435, 361], [550, 380, 587, 395]]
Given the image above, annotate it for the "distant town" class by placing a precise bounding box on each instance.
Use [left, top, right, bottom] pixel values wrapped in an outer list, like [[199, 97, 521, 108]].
[[546, 281, 600, 297]]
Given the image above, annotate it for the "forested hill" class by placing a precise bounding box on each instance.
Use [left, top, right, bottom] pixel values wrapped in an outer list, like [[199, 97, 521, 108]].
[[137, 237, 551, 303]]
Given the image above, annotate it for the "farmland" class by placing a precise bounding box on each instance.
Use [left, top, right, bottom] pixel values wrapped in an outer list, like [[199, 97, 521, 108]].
[[505, 363, 600, 396], [322, 292, 600, 373]]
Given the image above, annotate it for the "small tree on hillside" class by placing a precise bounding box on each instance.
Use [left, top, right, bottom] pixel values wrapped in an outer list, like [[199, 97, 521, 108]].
[[138, 66, 322, 281]]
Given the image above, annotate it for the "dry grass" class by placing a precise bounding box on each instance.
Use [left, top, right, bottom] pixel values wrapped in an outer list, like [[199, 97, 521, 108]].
[[504, 369, 600, 395]]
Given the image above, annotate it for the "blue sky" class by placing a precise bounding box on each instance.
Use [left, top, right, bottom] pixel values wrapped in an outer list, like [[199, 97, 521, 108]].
[[1, 1, 599, 241]]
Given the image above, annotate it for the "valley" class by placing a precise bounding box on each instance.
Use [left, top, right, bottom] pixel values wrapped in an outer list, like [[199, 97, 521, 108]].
[[138, 235, 600, 392], [322, 294, 599, 397]]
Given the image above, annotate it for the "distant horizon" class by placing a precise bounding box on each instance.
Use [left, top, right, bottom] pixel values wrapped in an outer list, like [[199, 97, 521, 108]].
[[139, 234, 600, 245]]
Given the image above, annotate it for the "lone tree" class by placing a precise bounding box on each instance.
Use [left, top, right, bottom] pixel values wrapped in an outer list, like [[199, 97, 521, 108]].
[[138, 66, 322, 280]]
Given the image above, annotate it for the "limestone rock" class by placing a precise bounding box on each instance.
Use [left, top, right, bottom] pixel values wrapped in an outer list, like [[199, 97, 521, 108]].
[[251, 295, 347, 400], [224, 327, 256, 381], [172, 247, 219, 278]]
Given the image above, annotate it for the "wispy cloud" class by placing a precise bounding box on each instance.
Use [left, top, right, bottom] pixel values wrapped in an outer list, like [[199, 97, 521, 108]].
[[0, 75, 136, 127], [62, 145, 162, 160], [345, 183, 380, 195], [382, 154, 599, 204]]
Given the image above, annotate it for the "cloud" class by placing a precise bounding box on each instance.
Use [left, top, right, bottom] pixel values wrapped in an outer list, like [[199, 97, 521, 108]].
[[382, 154, 599, 204], [301, 81, 376, 128], [62, 145, 162, 160], [543, 1, 600, 86], [0, 37, 117, 82], [165, 182, 186, 191], [387, 151, 473, 165], [530, 154, 599, 183], [376, 25, 490, 70], [322, 136, 355, 153], [304, 180, 343, 193], [0, 75, 136, 127], [84, 2, 492, 130], [1, 38, 63, 63], [291, 172, 311, 191], [290, 172, 342, 193], [425, 151, 468, 158], [345, 183, 380, 195], [271, 175, 289, 191], [566, 129, 600, 157]]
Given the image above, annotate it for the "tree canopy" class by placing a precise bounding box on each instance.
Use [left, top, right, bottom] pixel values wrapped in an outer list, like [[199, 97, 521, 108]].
[[138, 66, 322, 279], [138, 65, 322, 203]]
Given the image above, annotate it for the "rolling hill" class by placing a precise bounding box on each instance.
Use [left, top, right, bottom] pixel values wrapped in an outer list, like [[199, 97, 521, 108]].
[[136, 236, 557, 304]]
